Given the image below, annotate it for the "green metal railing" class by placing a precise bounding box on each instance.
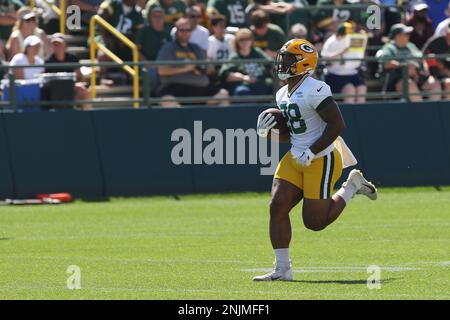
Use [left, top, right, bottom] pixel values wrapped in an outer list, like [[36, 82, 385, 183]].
[[0, 53, 449, 110]]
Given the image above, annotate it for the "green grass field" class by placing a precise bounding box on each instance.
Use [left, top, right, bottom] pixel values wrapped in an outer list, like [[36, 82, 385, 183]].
[[0, 187, 449, 300]]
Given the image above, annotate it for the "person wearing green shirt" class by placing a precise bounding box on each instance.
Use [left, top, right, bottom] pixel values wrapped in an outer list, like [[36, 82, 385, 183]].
[[97, 0, 144, 61], [219, 28, 274, 96], [314, 0, 360, 25], [313, 0, 359, 40], [244, 0, 295, 33], [379, 23, 441, 101], [249, 9, 286, 59], [136, 6, 171, 95], [207, 0, 248, 29], [145, 0, 186, 31], [136, 6, 171, 61]]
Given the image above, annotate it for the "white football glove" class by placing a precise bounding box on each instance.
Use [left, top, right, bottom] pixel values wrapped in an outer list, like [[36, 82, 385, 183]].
[[257, 112, 277, 138], [296, 148, 315, 167]]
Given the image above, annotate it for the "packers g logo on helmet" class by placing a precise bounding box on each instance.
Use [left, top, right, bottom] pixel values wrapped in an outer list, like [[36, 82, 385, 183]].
[[276, 39, 319, 80], [299, 43, 314, 53]]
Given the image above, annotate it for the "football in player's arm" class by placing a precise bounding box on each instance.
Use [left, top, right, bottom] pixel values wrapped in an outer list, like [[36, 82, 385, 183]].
[[254, 39, 378, 282]]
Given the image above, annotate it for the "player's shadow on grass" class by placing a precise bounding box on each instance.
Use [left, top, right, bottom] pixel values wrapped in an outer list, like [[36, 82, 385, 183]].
[[288, 278, 397, 285]]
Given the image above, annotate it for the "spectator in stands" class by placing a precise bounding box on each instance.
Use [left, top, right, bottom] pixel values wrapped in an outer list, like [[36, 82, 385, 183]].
[[207, 14, 234, 88], [0, 0, 23, 56], [0, 0, 20, 77], [136, 6, 171, 96], [187, 0, 210, 29], [170, 6, 209, 53], [245, 0, 295, 32], [249, 9, 286, 59], [423, 24, 450, 100], [6, 9, 51, 60], [145, 0, 186, 31], [406, 2, 434, 50], [434, 2, 450, 37], [156, 17, 229, 107], [35, 0, 60, 34], [45, 33, 92, 109], [321, 22, 366, 103], [207, 0, 248, 29], [207, 14, 234, 61], [9, 35, 44, 80], [289, 23, 308, 40], [219, 28, 273, 96], [313, 0, 360, 41], [96, 0, 144, 83], [380, 0, 402, 38], [379, 23, 441, 101], [97, 0, 143, 49], [71, 0, 103, 26], [136, 6, 171, 61]]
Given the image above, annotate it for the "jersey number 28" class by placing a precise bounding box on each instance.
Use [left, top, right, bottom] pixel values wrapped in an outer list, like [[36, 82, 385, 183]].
[[279, 102, 307, 134]]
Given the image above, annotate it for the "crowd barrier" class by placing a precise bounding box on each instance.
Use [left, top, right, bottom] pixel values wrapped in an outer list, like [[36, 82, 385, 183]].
[[0, 100, 449, 199]]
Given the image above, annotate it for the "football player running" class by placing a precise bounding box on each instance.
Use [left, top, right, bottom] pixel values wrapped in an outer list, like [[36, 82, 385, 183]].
[[254, 39, 377, 281]]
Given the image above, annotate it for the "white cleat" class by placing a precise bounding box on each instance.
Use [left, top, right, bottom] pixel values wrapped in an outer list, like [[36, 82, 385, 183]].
[[253, 263, 293, 281], [344, 169, 378, 200]]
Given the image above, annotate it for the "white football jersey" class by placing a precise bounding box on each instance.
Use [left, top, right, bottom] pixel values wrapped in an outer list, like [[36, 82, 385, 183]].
[[275, 76, 334, 158], [207, 34, 235, 60]]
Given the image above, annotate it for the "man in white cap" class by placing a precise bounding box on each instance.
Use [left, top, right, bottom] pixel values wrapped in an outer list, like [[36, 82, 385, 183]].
[[9, 35, 44, 80], [406, 2, 433, 50]]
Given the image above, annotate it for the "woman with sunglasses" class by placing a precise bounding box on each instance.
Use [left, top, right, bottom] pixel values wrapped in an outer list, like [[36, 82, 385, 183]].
[[219, 28, 273, 97], [6, 9, 51, 61]]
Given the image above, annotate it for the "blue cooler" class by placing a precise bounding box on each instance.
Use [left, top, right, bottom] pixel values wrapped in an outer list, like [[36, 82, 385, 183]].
[[2, 78, 41, 112]]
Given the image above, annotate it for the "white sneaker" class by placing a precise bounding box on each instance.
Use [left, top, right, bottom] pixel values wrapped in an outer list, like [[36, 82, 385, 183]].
[[344, 169, 378, 200], [252, 262, 293, 281]]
